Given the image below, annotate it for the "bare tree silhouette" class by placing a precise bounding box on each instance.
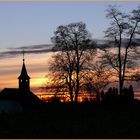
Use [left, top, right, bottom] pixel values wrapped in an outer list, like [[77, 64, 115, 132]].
[[47, 22, 96, 102], [84, 60, 111, 102], [101, 5, 140, 96]]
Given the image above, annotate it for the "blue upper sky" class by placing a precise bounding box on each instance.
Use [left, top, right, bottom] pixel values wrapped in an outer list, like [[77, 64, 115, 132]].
[[0, 2, 139, 50]]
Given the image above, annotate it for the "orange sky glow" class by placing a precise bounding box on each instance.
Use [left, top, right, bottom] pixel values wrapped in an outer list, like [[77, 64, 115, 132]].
[[0, 50, 140, 101], [0, 53, 53, 94]]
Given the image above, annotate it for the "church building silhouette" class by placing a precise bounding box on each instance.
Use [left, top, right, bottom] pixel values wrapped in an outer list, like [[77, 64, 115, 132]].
[[0, 52, 43, 112], [18, 55, 30, 93]]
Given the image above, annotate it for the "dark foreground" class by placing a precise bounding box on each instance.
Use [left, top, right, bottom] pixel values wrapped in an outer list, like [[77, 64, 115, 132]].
[[1, 101, 140, 138]]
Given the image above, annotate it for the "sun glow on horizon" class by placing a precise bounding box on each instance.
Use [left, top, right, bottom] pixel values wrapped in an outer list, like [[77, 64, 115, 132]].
[[0, 53, 51, 91], [31, 77, 50, 88]]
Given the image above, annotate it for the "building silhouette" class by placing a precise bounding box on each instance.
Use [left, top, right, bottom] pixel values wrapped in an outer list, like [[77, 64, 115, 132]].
[[18, 57, 30, 93], [0, 52, 44, 112]]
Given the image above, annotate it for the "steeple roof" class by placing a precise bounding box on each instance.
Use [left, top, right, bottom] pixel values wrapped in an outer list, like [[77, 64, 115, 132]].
[[18, 59, 30, 79]]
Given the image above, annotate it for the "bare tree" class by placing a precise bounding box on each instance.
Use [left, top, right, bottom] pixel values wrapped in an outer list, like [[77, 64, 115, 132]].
[[83, 60, 112, 102], [102, 5, 140, 96], [49, 22, 96, 102]]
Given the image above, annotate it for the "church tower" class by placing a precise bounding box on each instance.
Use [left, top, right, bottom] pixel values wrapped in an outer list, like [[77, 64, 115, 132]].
[[18, 50, 30, 93]]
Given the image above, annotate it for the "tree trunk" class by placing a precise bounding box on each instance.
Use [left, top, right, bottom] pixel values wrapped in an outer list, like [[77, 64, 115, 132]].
[[74, 35, 80, 103], [75, 63, 79, 103], [119, 78, 123, 97], [69, 74, 74, 102], [70, 92, 73, 102]]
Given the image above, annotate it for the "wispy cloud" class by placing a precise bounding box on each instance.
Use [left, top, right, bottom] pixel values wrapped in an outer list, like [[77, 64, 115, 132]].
[[1, 39, 140, 59], [8, 44, 53, 50], [0, 44, 54, 59]]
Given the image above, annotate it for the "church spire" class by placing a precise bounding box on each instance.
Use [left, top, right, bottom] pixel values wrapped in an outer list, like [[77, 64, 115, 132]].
[[18, 50, 30, 93], [23, 49, 25, 62]]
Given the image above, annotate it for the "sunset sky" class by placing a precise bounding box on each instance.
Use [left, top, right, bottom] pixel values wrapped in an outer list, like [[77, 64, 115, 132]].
[[0, 2, 140, 95]]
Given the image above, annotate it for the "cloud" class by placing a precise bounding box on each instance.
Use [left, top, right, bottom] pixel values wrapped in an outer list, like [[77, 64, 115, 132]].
[[8, 44, 53, 50], [0, 44, 55, 59], [1, 39, 140, 59]]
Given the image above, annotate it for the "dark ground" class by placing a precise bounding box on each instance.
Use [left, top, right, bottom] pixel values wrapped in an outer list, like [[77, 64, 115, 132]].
[[0, 100, 140, 138]]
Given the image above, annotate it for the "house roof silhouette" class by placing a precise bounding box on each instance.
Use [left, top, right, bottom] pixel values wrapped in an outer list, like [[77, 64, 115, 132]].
[[0, 87, 43, 111], [0, 88, 39, 102]]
